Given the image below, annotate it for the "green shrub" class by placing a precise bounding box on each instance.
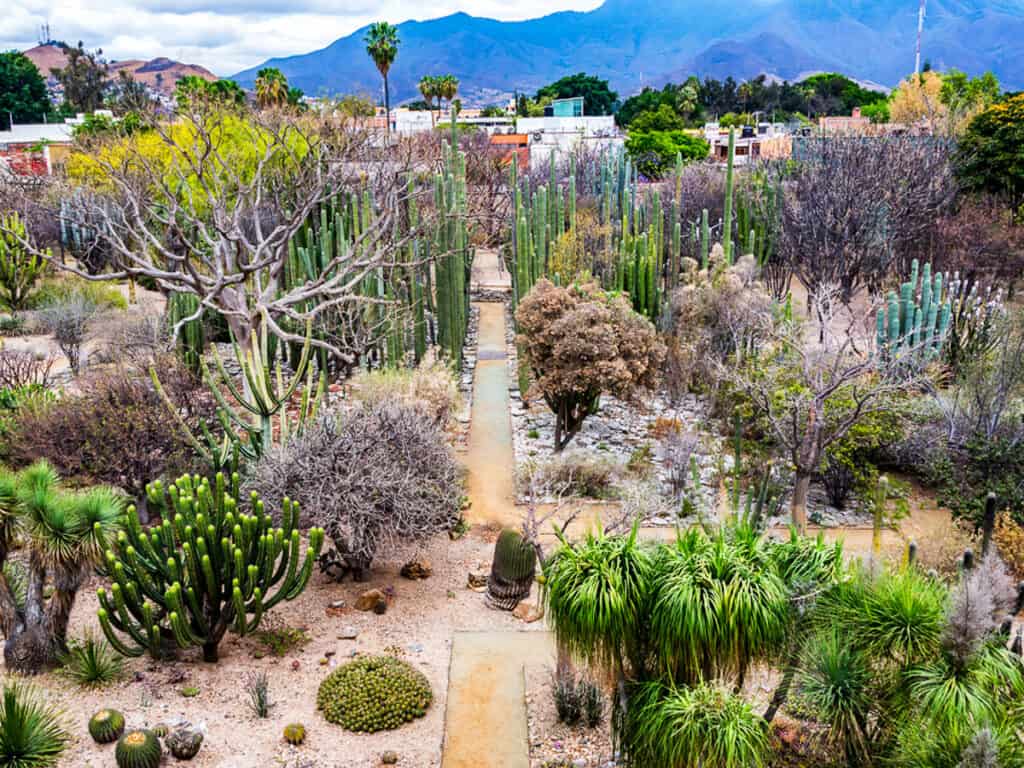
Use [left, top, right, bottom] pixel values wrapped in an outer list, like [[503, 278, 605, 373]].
[[625, 130, 708, 179], [29, 276, 127, 311], [0, 682, 70, 768], [255, 620, 309, 657], [625, 682, 770, 768], [317, 655, 432, 732], [58, 633, 124, 687]]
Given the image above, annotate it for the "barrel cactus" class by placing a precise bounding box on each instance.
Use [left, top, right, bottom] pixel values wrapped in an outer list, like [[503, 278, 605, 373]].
[[115, 729, 162, 768], [166, 727, 203, 760], [88, 708, 125, 744], [283, 723, 306, 745], [486, 529, 537, 610]]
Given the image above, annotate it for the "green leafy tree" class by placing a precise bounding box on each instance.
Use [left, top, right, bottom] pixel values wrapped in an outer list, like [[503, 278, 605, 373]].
[[629, 104, 685, 133], [956, 93, 1024, 213], [0, 51, 51, 130], [52, 41, 108, 113], [625, 130, 708, 179], [536, 72, 618, 116], [364, 21, 399, 134], [940, 69, 1000, 132], [175, 76, 246, 111], [861, 100, 890, 123]]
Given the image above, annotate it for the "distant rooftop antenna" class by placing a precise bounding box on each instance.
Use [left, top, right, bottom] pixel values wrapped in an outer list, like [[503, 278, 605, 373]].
[[39, 22, 51, 45], [914, 0, 927, 75]]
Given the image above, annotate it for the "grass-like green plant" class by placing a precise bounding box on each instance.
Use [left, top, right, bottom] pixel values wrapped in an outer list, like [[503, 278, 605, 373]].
[[59, 632, 124, 687], [244, 671, 272, 718], [0, 682, 70, 768], [625, 681, 770, 768], [543, 523, 652, 674], [255, 622, 309, 657], [798, 630, 873, 765]]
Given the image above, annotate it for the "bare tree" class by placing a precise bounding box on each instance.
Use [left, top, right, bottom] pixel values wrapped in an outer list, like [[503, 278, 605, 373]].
[[725, 286, 932, 530], [3, 102, 440, 365], [780, 135, 956, 304]]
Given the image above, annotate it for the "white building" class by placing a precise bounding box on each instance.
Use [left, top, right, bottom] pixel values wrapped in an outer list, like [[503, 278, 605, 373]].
[[515, 115, 622, 170]]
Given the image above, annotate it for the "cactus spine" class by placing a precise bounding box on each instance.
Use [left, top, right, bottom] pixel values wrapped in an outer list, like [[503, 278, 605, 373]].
[[96, 473, 324, 663]]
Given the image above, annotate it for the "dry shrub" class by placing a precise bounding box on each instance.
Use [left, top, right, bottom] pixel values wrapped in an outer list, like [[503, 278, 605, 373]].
[[516, 279, 664, 451], [245, 402, 463, 578], [0, 349, 53, 389], [994, 513, 1024, 579], [665, 251, 772, 398], [519, 452, 622, 500], [348, 361, 460, 428], [913, 519, 978, 579], [648, 416, 682, 440], [4, 361, 210, 497]]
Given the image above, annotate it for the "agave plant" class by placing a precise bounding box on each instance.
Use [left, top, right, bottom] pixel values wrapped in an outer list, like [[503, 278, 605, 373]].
[[0, 682, 70, 768], [58, 632, 125, 687], [0, 461, 123, 673]]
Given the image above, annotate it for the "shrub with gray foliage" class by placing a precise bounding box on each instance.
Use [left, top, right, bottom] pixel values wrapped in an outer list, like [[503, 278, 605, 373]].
[[246, 402, 463, 579], [36, 294, 98, 374]]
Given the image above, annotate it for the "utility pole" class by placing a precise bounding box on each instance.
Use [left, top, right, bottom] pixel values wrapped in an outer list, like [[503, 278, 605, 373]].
[[914, 0, 927, 75]]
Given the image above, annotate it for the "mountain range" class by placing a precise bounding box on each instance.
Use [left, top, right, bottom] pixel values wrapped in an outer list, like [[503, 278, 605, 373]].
[[23, 44, 217, 95], [232, 0, 1024, 104]]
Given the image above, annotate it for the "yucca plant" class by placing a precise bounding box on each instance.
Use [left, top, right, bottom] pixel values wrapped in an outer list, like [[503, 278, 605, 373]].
[[0, 461, 123, 673], [58, 632, 124, 687], [624, 681, 769, 768], [0, 682, 70, 768]]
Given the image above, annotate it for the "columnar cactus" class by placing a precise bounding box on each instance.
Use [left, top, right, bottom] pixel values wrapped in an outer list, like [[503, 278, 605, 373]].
[[96, 473, 324, 663], [0, 211, 47, 312], [875, 259, 952, 363]]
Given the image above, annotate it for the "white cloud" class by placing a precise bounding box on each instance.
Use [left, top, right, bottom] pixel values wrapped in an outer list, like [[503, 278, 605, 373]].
[[1, 0, 602, 75]]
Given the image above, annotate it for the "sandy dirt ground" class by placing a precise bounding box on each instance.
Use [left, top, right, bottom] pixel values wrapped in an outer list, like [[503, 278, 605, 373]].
[[12, 531, 532, 768]]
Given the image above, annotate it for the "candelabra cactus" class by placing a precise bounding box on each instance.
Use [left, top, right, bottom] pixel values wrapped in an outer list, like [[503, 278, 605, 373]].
[[96, 472, 324, 663], [0, 211, 47, 312]]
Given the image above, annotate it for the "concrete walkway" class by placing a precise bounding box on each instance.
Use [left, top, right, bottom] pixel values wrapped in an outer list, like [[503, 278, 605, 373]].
[[442, 631, 554, 768]]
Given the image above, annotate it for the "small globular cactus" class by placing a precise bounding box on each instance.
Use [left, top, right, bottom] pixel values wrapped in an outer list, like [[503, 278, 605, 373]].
[[88, 709, 125, 744], [283, 723, 306, 745], [166, 727, 204, 760], [150, 723, 170, 739], [115, 729, 162, 768]]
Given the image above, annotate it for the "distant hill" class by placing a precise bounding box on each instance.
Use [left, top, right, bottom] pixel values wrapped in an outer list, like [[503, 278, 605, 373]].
[[22, 44, 217, 94], [231, 0, 1024, 104]]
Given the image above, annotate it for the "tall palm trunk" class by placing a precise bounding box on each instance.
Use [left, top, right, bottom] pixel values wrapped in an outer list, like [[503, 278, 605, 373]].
[[384, 74, 391, 135]]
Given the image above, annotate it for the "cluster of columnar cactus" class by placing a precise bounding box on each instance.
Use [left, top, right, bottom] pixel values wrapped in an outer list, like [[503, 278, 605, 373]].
[[510, 129, 741, 322], [96, 472, 324, 663], [876, 259, 952, 362], [0, 211, 48, 312]]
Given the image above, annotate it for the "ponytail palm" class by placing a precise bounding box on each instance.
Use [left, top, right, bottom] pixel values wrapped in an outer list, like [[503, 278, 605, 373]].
[[625, 681, 769, 768], [543, 523, 651, 677], [0, 461, 122, 673]]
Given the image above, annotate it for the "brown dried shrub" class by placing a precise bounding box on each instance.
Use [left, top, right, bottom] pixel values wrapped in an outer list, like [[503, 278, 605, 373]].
[[516, 279, 664, 451]]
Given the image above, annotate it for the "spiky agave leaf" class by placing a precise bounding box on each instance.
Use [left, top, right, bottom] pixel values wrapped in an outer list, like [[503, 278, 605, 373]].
[[625, 681, 769, 768], [0, 468, 20, 546], [66, 485, 124, 564], [0, 682, 70, 768]]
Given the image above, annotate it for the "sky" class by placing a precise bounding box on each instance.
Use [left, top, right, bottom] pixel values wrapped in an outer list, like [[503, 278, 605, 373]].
[[2, 0, 603, 76]]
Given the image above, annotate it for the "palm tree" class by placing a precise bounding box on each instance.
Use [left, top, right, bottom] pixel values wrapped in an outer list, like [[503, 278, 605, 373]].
[[418, 75, 439, 126], [0, 462, 122, 673], [364, 22, 400, 134], [254, 67, 289, 109], [438, 74, 459, 119]]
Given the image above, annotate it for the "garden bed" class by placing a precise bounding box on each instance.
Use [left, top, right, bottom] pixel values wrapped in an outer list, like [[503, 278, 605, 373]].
[[9, 530, 528, 768]]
